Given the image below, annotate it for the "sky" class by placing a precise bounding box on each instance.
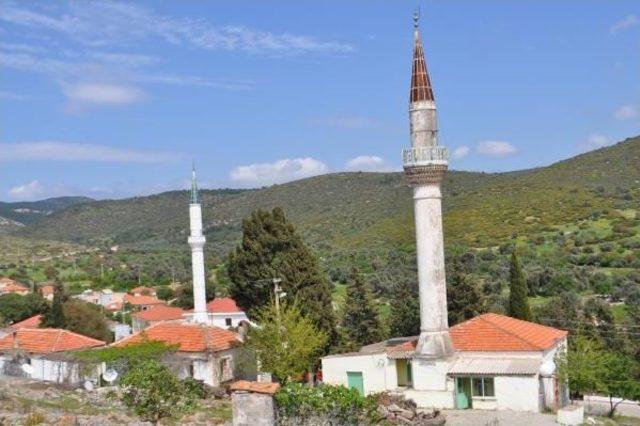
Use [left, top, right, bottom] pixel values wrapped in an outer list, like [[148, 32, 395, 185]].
[[1, 1, 639, 201]]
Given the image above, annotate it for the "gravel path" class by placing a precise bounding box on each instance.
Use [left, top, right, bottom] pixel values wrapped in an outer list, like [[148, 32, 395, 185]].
[[443, 409, 558, 426]]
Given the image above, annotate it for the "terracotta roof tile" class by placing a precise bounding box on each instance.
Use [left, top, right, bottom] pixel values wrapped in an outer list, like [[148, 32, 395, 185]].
[[133, 305, 185, 321], [10, 315, 42, 330], [0, 328, 105, 353], [124, 294, 165, 306], [0, 283, 30, 293], [206, 298, 243, 313], [410, 28, 434, 103], [449, 313, 567, 352], [230, 380, 280, 395], [114, 322, 241, 353]]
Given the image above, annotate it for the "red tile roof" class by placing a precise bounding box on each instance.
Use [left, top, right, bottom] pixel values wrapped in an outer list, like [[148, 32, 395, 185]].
[[0, 283, 29, 294], [133, 305, 184, 321], [386, 314, 567, 354], [114, 322, 241, 353], [206, 297, 243, 313], [410, 25, 434, 103], [10, 315, 42, 330], [40, 285, 55, 296], [0, 328, 105, 353], [124, 294, 165, 306], [449, 313, 567, 352], [130, 286, 156, 295], [104, 301, 123, 312], [230, 380, 280, 395]]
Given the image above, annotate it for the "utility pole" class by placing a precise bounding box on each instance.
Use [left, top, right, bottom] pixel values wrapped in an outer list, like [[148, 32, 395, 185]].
[[273, 278, 283, 319]]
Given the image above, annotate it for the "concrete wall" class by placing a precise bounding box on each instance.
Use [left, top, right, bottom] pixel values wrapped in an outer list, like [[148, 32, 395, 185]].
[[322, 353, 396, 395], [232, 391, 276, 426], [210, 312, 249, 329], [495, 375, 540, 412]]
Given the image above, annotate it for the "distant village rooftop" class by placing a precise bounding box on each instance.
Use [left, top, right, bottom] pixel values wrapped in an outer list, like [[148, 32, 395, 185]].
[[0, 328, 105, 354]]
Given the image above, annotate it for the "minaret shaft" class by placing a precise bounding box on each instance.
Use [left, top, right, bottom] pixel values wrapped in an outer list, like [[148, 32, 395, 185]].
[[188, 169, 209, 324], [403, 18, 453, 359]]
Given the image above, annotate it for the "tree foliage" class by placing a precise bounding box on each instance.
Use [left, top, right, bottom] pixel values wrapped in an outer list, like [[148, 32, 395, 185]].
[[41, 283, 66, 328], [388, 278, 420, 337], [228, 207, 335, 343], [447, 256, 484, 326], [340, 268, 382, 349], [120, 359, 200, 424], [248, 301, 327, 382], [61, 299, 113, 342], [508, 251, 532, 321], [0, 293, 48, 325]]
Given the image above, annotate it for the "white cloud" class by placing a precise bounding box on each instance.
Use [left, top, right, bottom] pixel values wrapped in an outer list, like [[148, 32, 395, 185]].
[[345, 155, 392, 172], [610, 15, 638, 34], [6, 180, 72, 201], [62, 82, 146, 107], [0, 141, 181, 163], [577, 134, 612, 152], [476, 141, 517, 157], [452, 146, 470, 160], [0, 2, 354, 54], [230, 157, 328, 186], [309, 115, 376, 129], [613, 104, 638, 120]]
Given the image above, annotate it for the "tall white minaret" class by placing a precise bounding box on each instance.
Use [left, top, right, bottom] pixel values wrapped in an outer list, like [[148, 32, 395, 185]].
[[403, 13, 453, 359], [188, 166, 209, 324]]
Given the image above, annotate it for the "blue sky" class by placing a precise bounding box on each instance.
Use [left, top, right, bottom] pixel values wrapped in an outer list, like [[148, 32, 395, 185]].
[[1, 1, 638, 201]]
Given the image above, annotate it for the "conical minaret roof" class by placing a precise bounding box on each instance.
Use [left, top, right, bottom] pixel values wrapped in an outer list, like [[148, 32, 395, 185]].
[[410, 14, 435, 103]]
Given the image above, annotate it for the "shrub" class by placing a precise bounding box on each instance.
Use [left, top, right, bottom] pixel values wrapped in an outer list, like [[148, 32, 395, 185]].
[[275, 383, 379, 425]]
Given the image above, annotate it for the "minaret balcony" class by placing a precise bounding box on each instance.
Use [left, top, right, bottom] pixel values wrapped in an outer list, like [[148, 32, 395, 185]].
[[402, 146, 449, 167]]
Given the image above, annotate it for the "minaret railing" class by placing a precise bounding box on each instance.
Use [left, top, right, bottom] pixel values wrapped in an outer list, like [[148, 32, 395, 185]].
[[402, 146, 449, 167]]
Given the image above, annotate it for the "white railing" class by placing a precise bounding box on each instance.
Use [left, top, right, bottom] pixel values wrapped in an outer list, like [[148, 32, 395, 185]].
[[402, 146, 449, 166]]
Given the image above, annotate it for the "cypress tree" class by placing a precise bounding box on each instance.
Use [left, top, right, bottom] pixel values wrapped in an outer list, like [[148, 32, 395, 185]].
[[508, 251, 532, 321], [228, 207, 336, 345], [42, 283, 66, 328], [341, 268, 382, 349], [388, 278, 420, 337], [447, 256, 484, 326]]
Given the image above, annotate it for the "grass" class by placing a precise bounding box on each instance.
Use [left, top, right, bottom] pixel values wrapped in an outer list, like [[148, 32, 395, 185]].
[[611, 304, 628, 323]]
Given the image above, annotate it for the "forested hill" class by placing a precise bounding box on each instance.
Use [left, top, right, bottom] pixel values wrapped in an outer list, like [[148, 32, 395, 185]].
[[12, 136, 640, 258], [0, 196, 92, 234]]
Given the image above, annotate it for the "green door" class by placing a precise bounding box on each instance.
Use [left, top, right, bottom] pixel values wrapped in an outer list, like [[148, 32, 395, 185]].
[[455, 377, 472, 409], [347, 371, 364, 395]]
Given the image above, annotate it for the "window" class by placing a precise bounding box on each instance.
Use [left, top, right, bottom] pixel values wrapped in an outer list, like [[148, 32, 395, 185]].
[[472, 377, 495, 397], [225, 318, 232, 327]]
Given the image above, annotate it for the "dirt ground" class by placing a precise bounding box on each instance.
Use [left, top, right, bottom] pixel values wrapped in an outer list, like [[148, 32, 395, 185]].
[[0, 376, 232, 425], [443, 409, 640, 426]]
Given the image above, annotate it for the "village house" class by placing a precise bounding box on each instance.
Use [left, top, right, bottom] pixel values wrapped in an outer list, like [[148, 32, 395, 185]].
[[322, 14, 569, 414], [115, 321, 248, 387], [129, 286, 157, 297], [123, 293, 166, 311], [0, 328, 105, 385], [9, 314, 42, 330], [38, 283, 56, 301], [323, 313, 568, 412], [187, 298, 250, 329], [131, 305, 185, 332], [0, 277, 29, 296]]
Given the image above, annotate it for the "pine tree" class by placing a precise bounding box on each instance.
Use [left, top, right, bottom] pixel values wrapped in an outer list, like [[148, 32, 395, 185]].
[[341, 268, 382, 349], [388, 278, 420, 337], [447, 256, 484, 326], [508, 251, 532, 321], [228, 207, 336, 344], [42, 283, 66, 328]]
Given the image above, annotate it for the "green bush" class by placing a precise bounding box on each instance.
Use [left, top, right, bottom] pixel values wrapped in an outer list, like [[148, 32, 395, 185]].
[[275, 383, 379, 425]]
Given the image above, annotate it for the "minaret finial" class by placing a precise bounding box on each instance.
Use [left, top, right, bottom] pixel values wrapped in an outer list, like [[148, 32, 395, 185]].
[[190, 162, 199, 204], [414, 8, 420, 29]]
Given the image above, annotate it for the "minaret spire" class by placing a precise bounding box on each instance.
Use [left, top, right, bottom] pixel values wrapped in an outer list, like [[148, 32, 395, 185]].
[[410, 11, 435, 105], [187, 165, 209, 324]]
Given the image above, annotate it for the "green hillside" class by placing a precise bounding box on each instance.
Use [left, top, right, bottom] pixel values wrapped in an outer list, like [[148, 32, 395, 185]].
[[15, 136, 639, 261], [0, 196, 92, 234]]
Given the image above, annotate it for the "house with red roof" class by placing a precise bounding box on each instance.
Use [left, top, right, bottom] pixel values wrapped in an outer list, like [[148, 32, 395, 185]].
[[131, 305, 185, 332], [0, 328, 105, 385], [129, 286, 157, 297], [115, 322, 249, 387], [0, 277, 29, 296], [123, 293, 166, 311], [9, 314, 42, 330], [322, 313, 568, 412]]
